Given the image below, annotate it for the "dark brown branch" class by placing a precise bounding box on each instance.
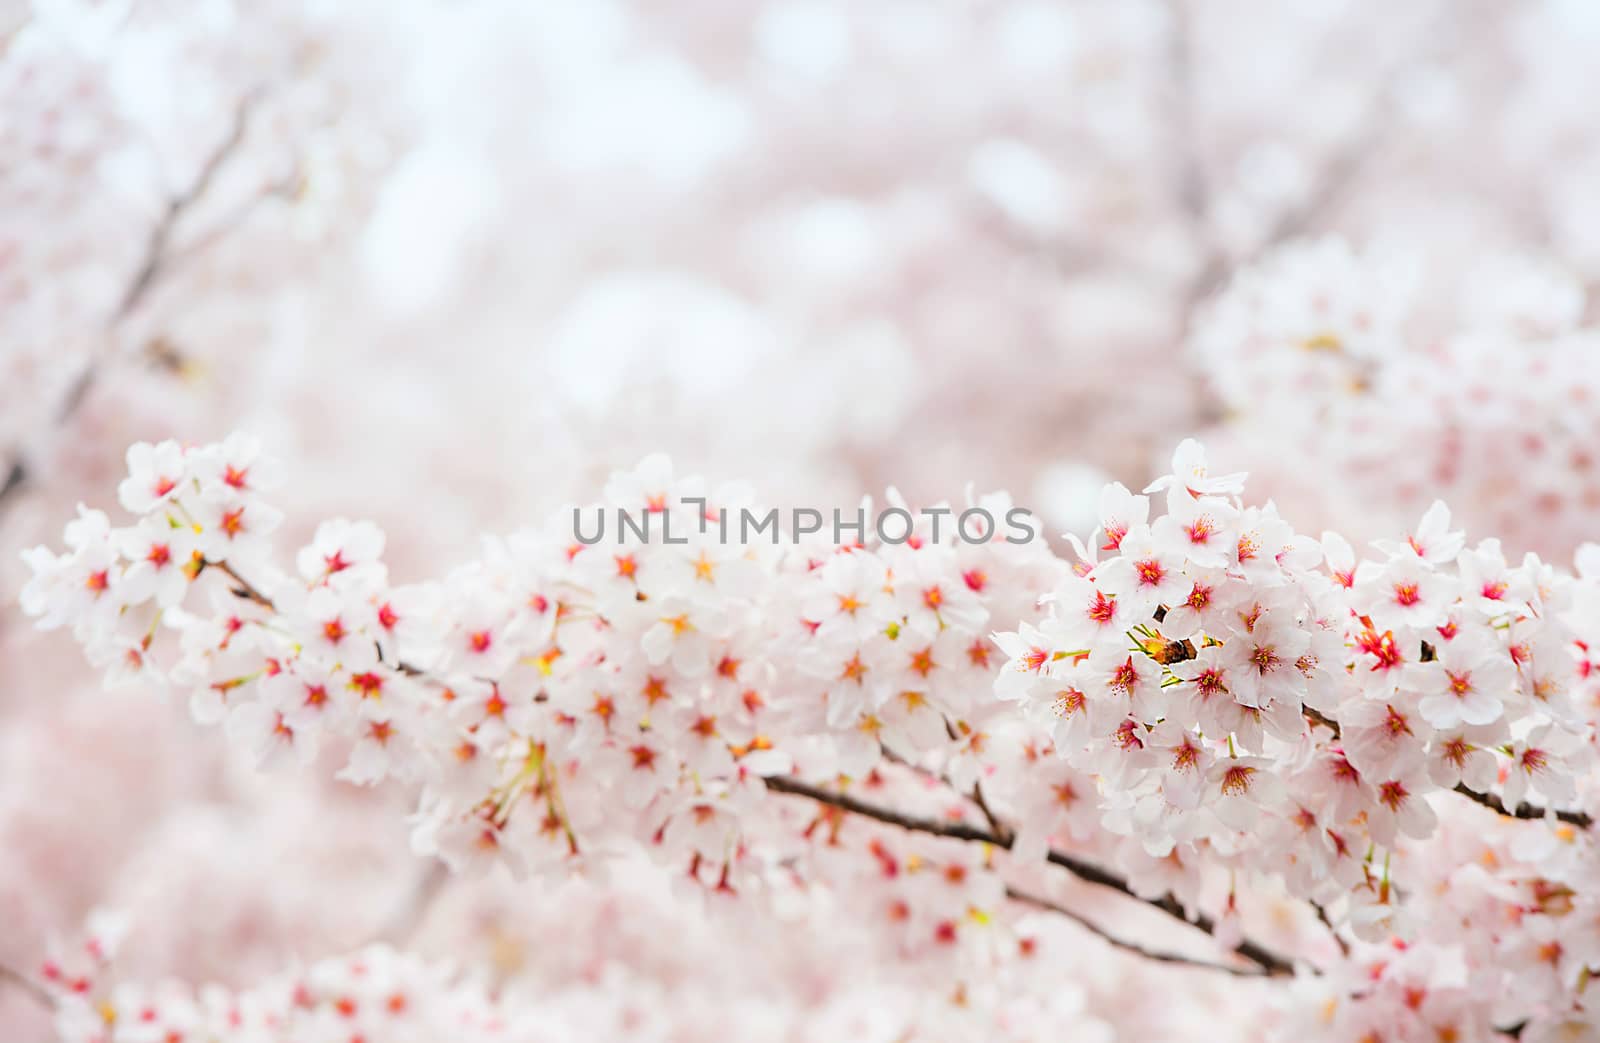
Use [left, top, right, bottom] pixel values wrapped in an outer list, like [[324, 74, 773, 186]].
[[763, 775, 1298, 976], [969, 780, 1009, 842], [1311, 899, 1350, 957], [1004, 885, 1269, 977], [206, 559, 275, 609], [1453, 783, 1593, 830], [1302, 706, 1341, 738]]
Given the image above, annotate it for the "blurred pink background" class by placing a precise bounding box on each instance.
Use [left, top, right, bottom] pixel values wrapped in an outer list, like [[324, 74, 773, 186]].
[[5, 0, 1600, 1038]]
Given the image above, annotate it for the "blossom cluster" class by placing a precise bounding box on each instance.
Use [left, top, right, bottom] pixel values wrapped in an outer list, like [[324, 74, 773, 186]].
[[20, 435, 1600, 1037], [1277, 813, 1600, 1042], [1192, 237, 1600, 560], [31, 906, 1121, 1043], [20, 437, 1066, 972], [996, 440, 1597, 939], [39, 912, 531, 1043]]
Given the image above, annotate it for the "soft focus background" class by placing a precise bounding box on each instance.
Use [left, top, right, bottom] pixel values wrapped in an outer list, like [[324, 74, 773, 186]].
[[3, 0, 1599, 1038]]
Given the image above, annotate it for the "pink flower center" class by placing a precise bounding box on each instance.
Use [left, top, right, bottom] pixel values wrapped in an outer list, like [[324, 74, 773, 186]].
[[1134, 559, 1164, 586], [1378, 779, 1409, 810], [1220, 764, 1255, 796]]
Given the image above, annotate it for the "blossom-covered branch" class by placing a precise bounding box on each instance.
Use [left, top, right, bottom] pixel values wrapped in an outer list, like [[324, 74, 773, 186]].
[[19, 435, 1600, 1039]]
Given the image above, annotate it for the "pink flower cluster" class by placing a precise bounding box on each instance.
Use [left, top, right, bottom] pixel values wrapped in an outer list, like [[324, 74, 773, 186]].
[[1193, 238, 1600, 561], [40, 912, 535, 1043], [20, 434, 1600, 1037], [33, 900, 1125, 1043], [996, 437, 1596, 925], [19, 438, 1063, 969]]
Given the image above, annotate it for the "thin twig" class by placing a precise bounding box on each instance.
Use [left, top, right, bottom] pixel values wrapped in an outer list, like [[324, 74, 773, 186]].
[[0, 961, 54, 1010], [1311, 899, 1350, 957], [0, 91, 264, 515], [55, 92, 261, 426], [763, 775, 1298, 976], [1179, 0, 1472, 317], [378, 862, 451, 945], [215, 559, 436, 683], [1004, 886, 1268, 977], [1166, 0, 1207, 225], [162, 164, 301, 272], [112, 90, 262, 323], [970, 780, 1010, 843], [206, 560, 276, 609]]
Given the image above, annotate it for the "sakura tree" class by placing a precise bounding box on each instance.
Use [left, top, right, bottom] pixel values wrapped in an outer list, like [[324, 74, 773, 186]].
[[8, 1, 1600, 1041]]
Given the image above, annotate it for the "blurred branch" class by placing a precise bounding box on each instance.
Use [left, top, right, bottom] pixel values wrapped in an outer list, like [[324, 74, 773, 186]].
[[164, 163, 302, 273], [1180, 0, 1481, 319], [0, 461, 25, 503], [1003, 885, 1270, 976], [0, 90, 265, 516], [0, 961, 54, 1010], [112, 89, 263, 324], [1167, 0, 1208, 225], [1311, 899, 1350, 957], [377, 862, 451, 945], [1181, 112, 1381, 314]]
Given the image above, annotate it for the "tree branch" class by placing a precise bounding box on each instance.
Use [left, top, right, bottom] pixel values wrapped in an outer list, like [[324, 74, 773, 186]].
[[1003, 885, 1270, 977], [1179, 0, 1473, 317], [0, 961, 54, 1010], [969, 779, 1009, 842], [112, 90, 262, 324], [55, 92, 262, 426], [1311, 899, 1350, 957], [1452, 783, 1593, 831], [377, 862, 450, 945], [1166, 0, 1207, 226], [763, 775, 1298, 976], [1299, 705, 1592, 829], [208, 559, 438, 684], [0, 91, 264, 516], [205, 559, 276, 609]]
